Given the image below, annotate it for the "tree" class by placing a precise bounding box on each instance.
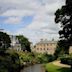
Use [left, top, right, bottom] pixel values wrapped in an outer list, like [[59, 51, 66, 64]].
[[0, 32, 11, 53], [16, 35, 31, 52], [0, 49, 21, 72], [54, 40, 69, 59], [0, 32, 21, 72], [55, 0, 72, 54]]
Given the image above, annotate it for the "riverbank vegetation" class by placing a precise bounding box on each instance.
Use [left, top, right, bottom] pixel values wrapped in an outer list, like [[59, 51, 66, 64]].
[[0, 32, 55, 72], [0, 50, 20, 72], [17, 51, 55, 66], [0, 49, 55, 72]]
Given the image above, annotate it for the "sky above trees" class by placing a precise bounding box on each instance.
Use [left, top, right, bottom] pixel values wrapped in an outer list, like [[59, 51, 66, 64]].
[[0, 0, 65, 44]]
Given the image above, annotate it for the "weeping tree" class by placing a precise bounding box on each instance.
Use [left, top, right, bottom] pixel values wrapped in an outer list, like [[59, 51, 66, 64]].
[[55, 0, 72, 55], [0, 32, 11, 53]]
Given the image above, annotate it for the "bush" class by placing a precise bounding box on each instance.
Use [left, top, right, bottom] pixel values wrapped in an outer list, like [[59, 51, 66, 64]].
[[0, 50, 21, 72], [18, 52, 55, 64], [60, 54, 72, 66], [34, 53, 55, 63]]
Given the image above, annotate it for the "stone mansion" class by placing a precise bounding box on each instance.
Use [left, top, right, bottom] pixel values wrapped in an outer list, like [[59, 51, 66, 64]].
[[31, 39, 57, 55]]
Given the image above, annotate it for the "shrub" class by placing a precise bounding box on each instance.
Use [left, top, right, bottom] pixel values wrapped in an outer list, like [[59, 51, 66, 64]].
[[34, 53, 55, 63], [0, 50, 21, 72], [60, 54, 72, 66]]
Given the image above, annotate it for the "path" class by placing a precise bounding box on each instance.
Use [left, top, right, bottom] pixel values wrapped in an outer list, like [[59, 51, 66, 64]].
[[52, 61, 71, 68]]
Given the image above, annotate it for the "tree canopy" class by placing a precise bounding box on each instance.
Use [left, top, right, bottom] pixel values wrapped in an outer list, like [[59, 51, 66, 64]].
[[0, 32, 11, 52], [16, 35, 31, 52], [55, 0, 72, 53], [54, 40, 69, 59]]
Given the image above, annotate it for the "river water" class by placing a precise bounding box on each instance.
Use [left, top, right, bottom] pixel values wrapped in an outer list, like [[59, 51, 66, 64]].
[[21, 64, 45, 72]]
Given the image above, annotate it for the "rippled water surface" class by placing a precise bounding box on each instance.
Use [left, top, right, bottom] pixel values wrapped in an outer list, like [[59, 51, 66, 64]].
[[21, 64, 44, 72]]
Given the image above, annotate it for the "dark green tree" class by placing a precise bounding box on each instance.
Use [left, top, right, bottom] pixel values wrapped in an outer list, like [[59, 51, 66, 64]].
[[54, 40, 69, 59], [0, 32, 21, 72], [55, 0, 72, 54], [16, 35, 31, 52], [0, 32, 11, 53]]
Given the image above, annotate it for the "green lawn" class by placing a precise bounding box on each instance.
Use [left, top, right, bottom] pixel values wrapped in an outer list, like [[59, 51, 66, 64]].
[[44, 62, 72, 72]]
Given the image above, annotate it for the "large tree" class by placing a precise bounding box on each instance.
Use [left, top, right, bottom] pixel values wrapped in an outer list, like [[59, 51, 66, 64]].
[[0, 32, 11, 53], [54, 40, 69, 59], [16, 35, 31, 52], [55, 0, 72, 54]]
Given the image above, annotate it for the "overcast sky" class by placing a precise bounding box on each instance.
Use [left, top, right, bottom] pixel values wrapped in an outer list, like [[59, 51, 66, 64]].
[[0, 0, 65, 44]]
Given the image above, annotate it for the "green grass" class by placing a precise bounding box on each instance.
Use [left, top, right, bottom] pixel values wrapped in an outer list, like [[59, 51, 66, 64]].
[[44, 62, 72, 72]]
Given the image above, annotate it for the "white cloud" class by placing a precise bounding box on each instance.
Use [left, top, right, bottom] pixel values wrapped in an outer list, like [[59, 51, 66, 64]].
[[0, 0, 65, 44], [0, 0, 64, 16], [15, 27, 59, 44], [4, 17, 22, 24], [1, 9, 34, 17]]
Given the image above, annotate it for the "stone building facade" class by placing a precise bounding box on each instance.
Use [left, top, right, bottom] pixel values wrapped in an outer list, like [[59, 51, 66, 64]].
[[10, 35, 21, 51], [69, 46, 72, 54], [32, 39, 57, 55]]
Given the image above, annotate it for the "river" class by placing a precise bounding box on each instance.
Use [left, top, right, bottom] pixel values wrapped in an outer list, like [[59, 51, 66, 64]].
[[21, 64, 45, 72]]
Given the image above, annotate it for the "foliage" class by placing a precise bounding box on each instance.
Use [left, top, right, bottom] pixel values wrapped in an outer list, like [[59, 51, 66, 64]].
[[0, 32, 11, 53], [55, 0, 72, 68], [55, 0, 72, 54], [60, 54, 72, 68], [0, 50, 20, 72], [17, 51, 34, 65], [0, 32, 21, 72], [16, 35, 31, 52], [34, 53, 48, 63], [44, 62, 72, 72], [17, 51, 54, 65], [34, 53, 54, 63], [54, 40, 69, 59]]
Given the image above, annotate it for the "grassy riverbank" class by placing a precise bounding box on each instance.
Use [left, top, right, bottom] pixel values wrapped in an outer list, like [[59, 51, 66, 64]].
[[44, 62, 72, 72]]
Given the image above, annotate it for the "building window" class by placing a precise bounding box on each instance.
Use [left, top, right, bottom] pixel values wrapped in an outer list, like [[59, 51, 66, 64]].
[[37, 48, 39, 50], [40, 48, 42, 50], [47, 44, 49, 46], [44, 48, 45, 50], [47, 48, 49, 50]]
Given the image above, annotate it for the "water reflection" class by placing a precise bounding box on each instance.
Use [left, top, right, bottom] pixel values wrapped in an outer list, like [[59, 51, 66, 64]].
[[21, 64, 44, 72]]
